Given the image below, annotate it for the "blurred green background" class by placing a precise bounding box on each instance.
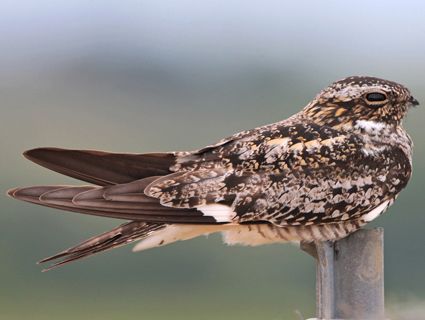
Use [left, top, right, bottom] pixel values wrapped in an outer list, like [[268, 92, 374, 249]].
[[1, 1, 425, 319]]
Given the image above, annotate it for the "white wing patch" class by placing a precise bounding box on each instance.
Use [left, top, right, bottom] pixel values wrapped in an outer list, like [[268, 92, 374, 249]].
[[198, 204, 236, 222], [363, 200, 390, 222]]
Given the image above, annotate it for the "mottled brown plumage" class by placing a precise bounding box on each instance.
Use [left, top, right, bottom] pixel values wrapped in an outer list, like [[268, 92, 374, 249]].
[[8, 76, 418, 271]]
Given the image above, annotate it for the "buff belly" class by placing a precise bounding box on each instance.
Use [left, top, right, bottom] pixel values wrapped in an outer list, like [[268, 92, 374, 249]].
[[132, 220, 366, 252]]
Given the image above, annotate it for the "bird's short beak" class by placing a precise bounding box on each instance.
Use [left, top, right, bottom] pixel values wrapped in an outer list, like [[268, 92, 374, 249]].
[[409, 96, 420, 106]]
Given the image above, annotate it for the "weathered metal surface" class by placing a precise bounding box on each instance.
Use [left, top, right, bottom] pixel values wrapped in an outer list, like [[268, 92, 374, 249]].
[[301, 228, 385, 319]]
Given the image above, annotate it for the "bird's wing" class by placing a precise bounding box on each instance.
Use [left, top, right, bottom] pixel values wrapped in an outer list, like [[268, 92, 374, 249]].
[[23, 147, 176, 185], [10, 147, 234, 224], [8, 178, 218, 224], [146, 120, 411, 226]]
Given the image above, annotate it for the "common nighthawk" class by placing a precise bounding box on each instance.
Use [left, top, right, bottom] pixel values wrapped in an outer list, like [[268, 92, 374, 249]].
[[8, 76, 418, 271]]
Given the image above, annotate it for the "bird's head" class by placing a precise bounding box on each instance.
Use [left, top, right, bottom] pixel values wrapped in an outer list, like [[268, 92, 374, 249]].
[[303, 76, 419, 129]]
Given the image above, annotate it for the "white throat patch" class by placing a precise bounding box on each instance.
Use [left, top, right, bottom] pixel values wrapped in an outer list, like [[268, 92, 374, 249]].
[[355, 120, 386, 133]]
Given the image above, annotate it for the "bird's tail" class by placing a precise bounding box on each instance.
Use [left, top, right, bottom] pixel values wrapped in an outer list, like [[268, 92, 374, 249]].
[[7, 147, 225, 270], [37, 222, 224, 271], [38, 222, 165, 271]]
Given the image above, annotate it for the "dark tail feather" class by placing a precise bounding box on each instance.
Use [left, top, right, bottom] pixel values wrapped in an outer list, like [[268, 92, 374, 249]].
[[24, 147, 176, 186], [39, 221, 166, 271]]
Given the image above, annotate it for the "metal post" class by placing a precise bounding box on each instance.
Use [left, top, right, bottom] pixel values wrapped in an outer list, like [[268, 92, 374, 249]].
[[301, 228, 385, 319]]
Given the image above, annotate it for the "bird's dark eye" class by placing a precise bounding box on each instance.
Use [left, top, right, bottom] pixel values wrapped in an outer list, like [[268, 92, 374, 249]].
[[365, 92, 388, 106]]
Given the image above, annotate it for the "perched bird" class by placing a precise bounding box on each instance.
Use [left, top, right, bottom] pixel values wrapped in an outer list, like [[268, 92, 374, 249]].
[[8, 76, 418, 271]]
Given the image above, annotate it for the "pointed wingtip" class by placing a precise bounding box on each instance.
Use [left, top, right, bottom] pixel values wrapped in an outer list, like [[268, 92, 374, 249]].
[[23, 147, 59, 162], [6, 187, 19, 198], [23, 147, 42, 160], [37, 258, 49, 265]]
